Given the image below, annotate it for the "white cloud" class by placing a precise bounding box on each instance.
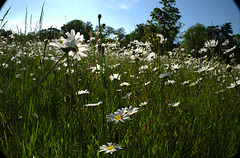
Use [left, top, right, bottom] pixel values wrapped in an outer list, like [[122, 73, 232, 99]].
[[106, 0, 140, 11]]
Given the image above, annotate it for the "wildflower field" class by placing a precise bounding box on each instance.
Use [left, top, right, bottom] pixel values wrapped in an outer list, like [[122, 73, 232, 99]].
[[1, 18, 240, 158]]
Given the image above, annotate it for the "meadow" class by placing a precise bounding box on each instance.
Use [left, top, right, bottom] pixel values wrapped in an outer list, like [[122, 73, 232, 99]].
[[0, 26, 240, 158]]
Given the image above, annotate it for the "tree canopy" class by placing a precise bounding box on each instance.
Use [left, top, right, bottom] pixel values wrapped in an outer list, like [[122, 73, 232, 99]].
[[150, 0, 182, 49], [182, 23, 207, 56]]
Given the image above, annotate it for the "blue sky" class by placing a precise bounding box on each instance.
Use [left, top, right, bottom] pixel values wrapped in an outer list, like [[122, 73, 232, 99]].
[[0, 0, 239, 35]]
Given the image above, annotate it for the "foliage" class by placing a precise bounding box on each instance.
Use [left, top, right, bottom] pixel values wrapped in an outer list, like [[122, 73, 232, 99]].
[[0, 29, 12, 37], [182, 23, 207, 56], [206, 23, 233, 43], [129, 23, 147, 42], [150, 0, 182, 49], [36, 28, 61, 41]]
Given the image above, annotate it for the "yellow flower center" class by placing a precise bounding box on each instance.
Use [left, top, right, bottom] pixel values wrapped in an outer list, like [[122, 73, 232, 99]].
[[58, 40, 63, 44], [107, 146, 114, 150], [126, 111, 131, 113], [115, 115, 122, 120]]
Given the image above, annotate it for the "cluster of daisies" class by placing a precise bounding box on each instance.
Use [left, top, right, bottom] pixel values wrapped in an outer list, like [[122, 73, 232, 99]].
[[99, 106, 139, 154]]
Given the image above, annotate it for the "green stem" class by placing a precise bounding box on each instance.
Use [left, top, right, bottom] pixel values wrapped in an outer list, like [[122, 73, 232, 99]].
[[98, 14, 106, 144]]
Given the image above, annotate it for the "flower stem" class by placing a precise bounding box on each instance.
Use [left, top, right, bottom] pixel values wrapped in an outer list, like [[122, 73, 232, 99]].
[[98, 14, 106, 144]]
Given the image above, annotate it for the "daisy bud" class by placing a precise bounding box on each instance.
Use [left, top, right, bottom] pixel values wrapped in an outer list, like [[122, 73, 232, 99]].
[[102, 23, 106, 28], [98, 14, 102, 20]]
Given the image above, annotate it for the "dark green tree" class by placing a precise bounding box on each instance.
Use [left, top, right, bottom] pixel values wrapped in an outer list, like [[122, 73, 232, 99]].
[[220, 22, 233, 43], [182, 23, 207, 56], [105, 26, 115, 38], [48, 28, 61, 39], [150, 0, 181, 49], [206, 25, 220, 40], [37, 29, 48, 41], [61, 20, 93, 42], [129, 23, 147, 42], [95, 25, 115, 39]]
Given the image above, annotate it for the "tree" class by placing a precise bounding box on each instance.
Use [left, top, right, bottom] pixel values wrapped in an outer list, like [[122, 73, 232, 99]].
[[36, 27, 61, 41], [61, 20, 93, 42], [220, 22, 233, 43], [150, 0, 181, 49], [129, 23, 147, 42], [48, 28, 61, 39], [206, 25, 220, 40], [95, 25, 115, 39], [182, 23, 207, 56], [115, 27, 126, 41]]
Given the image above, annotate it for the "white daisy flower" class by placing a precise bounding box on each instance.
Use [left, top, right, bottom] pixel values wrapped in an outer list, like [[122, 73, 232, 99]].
[[99, 142, 122, 154], [165, 80, 176, 85], [50, 30, 84, 53], [204, 39, 218, 48], [223, 46, 236, 54], [120, 106, 139, 115], [171, 64, 181, 71], [85, 101, 102, 107], [196, 65, 214, 73], [106, 109, 131, 124], [226, 80, 240, 89], [143, 81, 151, 86], [181, 80, 190, 85], [222, 39, 229, 46], [189, 78, 203, 87], [109, 74, 121, 81], [120, 82, 130, 86], [169, 102, 180, 107], [76, 89, 90, 95], [122, 92, 132, 99], [158, 72, 172, 79], [139, 102, 148, 107]]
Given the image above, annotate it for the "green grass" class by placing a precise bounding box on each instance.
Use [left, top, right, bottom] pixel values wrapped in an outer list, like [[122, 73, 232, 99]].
[[0, 36, 240, 158]]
